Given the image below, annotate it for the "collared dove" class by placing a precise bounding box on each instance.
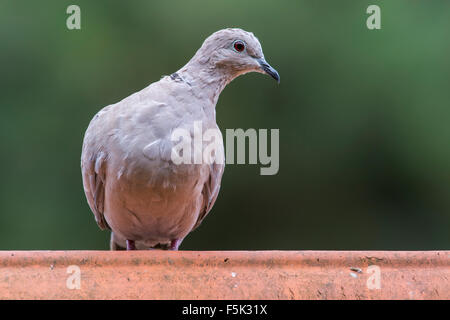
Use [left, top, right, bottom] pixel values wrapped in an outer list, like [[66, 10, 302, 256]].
[[81, 28, 279, 250]]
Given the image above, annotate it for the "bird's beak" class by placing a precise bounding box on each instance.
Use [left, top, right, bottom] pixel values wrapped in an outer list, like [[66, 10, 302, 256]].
[[257, 58, 280, 83]]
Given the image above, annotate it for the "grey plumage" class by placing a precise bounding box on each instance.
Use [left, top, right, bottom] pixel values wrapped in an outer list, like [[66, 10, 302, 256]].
[[81, 28, 279, 250]]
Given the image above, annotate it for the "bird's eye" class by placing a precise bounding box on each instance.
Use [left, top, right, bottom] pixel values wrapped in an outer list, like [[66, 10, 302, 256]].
[[233, 40, 245, 52]]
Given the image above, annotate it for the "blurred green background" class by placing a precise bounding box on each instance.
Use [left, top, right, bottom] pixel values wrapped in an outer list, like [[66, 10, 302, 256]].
[[0, 0, 449, 250]]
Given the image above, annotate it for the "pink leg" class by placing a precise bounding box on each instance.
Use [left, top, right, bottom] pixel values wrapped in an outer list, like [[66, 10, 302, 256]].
[[169, 238, 183, 251], [126, 239, 136, 250]]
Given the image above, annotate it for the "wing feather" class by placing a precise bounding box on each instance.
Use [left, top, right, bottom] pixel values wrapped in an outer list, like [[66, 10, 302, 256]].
[[82, 150, 110, 230], [192, 163, 224, 230]]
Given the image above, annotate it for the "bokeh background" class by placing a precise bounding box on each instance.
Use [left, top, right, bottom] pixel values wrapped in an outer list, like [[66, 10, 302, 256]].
[[1, 1, 449, 250]]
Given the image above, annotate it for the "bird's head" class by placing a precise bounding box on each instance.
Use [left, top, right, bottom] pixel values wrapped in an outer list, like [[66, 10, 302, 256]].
[[192, 28, 280, 83]]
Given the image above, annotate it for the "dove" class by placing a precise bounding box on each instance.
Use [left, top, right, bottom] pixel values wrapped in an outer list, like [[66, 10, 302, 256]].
[[81, 28, 280, 250]]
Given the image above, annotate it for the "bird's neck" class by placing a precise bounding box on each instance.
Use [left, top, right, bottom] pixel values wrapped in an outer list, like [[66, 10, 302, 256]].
[[176, 60, 236, 107]]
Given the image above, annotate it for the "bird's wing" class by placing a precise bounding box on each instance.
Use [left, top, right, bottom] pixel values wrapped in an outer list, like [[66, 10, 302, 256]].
[[81, 150, 110, 230], [81, 105, 114, 231], [192, 163, 225, 230]]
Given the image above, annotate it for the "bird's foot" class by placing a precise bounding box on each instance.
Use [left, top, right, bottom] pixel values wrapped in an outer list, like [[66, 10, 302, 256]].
[[126, 239, 136, 250], [169, 238, 183, 251]]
